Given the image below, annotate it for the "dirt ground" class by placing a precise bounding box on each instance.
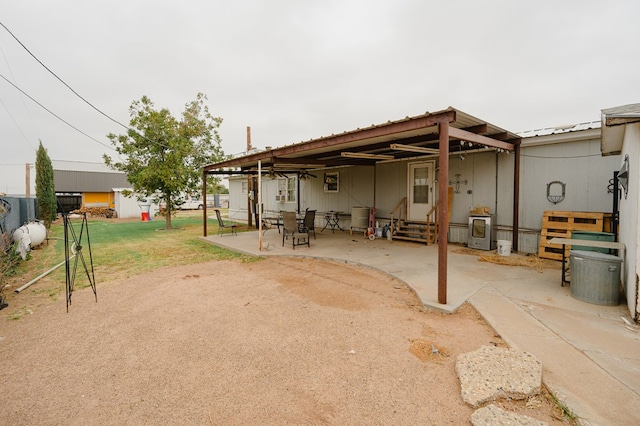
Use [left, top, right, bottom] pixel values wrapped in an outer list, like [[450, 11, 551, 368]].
[[1, 256, 569, 425]]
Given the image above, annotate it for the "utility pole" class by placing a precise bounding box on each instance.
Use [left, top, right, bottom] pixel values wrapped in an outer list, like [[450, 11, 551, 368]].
[[25, 163, 31, 199], [25, 163, 32, 220]]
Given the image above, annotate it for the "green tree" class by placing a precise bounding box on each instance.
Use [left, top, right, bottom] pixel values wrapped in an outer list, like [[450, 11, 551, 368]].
[[104, 93, 224, 230], [207, 181, 229, 195], [35, 141, 57, 228]]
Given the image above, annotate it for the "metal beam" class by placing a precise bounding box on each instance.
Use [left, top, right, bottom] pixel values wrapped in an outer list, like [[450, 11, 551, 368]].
[[389, 143, 440, 154], [204, 110, 456, 171], [438, 121, 449, 305], [449, 127, 515, 151], [272, 158, 327, 166]]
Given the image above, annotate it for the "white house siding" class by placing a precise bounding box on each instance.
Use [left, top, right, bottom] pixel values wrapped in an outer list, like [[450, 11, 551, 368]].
[[406, 133, 618, 252], [519, 138, 618, 229], [375, 161, 408, 217], [113, 190, 160, 219], [442, 135, 619, 252], [445, 151, 505, 224], [228, 177, 248, 220], [225, 128, 619, 255], [229, 167, 376, 229], [617, 122, 640, 320]]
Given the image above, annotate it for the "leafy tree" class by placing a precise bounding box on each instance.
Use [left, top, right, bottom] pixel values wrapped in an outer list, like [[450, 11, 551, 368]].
[[207, 181, 229, 195], [35, 141, 57, 228], [104, 93, 225, 230]]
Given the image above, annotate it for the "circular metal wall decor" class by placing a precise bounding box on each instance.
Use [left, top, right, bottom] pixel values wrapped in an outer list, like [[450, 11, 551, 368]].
[[547, 181, 566, 204]]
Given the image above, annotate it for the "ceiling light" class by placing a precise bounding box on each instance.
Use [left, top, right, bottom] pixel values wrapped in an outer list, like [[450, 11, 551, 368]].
[[389, 144, 439, 154], [341, 152, 394, 160]]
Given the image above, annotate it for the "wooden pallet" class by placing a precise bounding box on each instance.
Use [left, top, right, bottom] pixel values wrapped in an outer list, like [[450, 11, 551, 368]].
[[538, 211, 612, 261]]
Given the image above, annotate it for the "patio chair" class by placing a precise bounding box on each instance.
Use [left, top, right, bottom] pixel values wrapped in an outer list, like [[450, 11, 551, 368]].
[[214, 209, 237, 236], [299, 209, 317, 239], [282, 211, 309, 249]]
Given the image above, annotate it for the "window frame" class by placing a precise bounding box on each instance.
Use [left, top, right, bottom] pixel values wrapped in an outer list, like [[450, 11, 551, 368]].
[[324, 172, 339, 193]]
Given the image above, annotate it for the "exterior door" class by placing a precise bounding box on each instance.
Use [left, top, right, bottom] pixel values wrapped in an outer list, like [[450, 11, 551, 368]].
[[408, 161, 435, 221]]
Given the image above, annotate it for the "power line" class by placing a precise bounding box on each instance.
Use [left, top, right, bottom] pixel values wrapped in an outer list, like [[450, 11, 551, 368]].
[[0, 21, 182, 151], [521, 153, 602, 159], [0, 21, 132, 133], [0, 94, 36, 151], [0, 72, 115, 150], [0, 43, 40, 145], [0, 21, 160, 149]]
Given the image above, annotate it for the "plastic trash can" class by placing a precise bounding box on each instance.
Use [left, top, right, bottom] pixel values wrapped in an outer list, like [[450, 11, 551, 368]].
[[570, 250, 622, 305]]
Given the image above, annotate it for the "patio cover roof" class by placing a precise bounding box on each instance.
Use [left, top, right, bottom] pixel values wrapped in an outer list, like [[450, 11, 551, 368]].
[[202, 106, 522, 307], [203, 107, 521, 175], [601, 103, 640, 156]]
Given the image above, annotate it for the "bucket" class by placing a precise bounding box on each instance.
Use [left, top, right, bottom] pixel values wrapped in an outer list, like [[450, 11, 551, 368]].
[[497, 240, 511, 256], [141, 212, 150, 221]]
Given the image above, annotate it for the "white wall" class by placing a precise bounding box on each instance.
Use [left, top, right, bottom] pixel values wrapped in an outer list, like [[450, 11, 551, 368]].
[[113, 190, 160, 219], [228, 168, 375, 228], [518, 138, 619, 230], [376, 161, 408, 217], [225, 129, 620, 254], [618, 122, 640, 320], [228, 177, 247, 220]]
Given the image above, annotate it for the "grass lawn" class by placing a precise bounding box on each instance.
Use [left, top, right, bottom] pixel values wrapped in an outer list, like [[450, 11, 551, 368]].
[[6, 210, 258, 303]]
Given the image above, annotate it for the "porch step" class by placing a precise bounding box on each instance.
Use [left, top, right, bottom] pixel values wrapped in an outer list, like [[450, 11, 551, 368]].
[[392, 221, 437, 244], [392, 235, 431, 243]]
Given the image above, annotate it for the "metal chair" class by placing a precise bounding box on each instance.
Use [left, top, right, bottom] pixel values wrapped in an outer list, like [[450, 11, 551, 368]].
[[282, 211, 309, 249], [299, 209, 316, 239], [214, 209, 237, 236]]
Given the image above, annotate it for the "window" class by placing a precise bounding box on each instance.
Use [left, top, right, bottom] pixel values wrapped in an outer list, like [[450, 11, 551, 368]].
[[324, 172, 339, 192], [413, 167, 429, 204], [278, 176, 297, 202], [241, 181, 248, 194], [471, 218, 487, 238]]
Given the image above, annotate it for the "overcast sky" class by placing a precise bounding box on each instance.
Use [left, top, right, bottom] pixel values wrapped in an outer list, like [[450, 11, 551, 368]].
[[1, 0, 639, 195]]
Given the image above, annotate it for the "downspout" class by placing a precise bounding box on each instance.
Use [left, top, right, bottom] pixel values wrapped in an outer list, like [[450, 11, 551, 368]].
[[512, 141, 521, 253], [246, 127, 253, 228], [259, 160, 263, 250], [297, 176, 301, 214], [612, 171, 619, 239], [494, 152, 499, 217], [373, 164, 377, 215]]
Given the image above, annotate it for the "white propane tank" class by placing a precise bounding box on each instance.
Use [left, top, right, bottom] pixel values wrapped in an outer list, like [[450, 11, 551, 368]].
[[12, 221, 47, 259]]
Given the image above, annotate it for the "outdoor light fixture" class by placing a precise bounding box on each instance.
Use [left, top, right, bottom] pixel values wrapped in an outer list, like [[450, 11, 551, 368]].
[[341, 152, 394, 160], [618, 154, 629, 199], [389, 143, 439, 154]]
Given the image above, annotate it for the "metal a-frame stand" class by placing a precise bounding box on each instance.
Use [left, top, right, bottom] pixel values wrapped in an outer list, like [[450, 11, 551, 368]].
[[63, 212, 97, 312]]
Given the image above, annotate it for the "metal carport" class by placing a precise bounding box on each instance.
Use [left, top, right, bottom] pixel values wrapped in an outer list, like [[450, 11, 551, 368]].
[[202, 107, 521, 306]]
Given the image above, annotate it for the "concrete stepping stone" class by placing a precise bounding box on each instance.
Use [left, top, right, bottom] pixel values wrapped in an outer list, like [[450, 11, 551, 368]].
[[456, 345, 542, 407], [471, 404, 548, 426]]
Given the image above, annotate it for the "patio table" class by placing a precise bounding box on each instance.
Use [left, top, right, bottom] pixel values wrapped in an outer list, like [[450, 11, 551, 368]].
[[321, 211, 344, 233], [261, 211, 283, 233]]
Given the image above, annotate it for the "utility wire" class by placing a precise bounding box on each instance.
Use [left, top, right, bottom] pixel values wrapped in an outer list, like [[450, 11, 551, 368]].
[[0, 72, 115, 150], [521, 153, 601, 159], [0, 94, 36, 151], [0, 21, 131, 133], [0, 43, 40, 145], [0, 21, 160, 150]]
